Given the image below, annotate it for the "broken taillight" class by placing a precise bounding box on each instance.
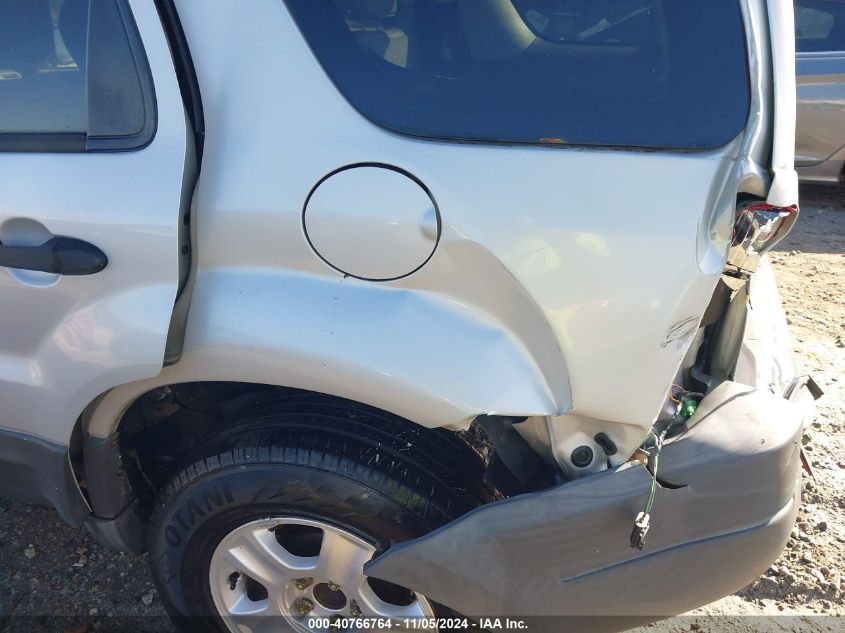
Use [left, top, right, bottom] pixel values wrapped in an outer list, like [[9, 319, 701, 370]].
[[728, 201, 798, 272]]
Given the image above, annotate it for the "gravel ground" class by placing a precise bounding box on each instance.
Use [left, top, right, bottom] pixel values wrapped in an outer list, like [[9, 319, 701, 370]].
[[1, 187, 843, 633]]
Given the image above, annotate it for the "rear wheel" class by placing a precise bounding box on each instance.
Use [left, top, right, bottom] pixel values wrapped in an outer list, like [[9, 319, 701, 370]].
[[208, 516, 435, 631], [147, 397, 490, 632]]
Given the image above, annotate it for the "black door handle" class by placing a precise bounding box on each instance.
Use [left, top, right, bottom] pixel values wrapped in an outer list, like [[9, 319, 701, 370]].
[[0, 236, 108, 276]]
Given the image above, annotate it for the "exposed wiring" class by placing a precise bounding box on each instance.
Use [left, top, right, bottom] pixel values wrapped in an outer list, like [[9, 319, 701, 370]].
[[669, 383, 684, 404], [630, 386, 703, 550], [630, 428, 665, 550]]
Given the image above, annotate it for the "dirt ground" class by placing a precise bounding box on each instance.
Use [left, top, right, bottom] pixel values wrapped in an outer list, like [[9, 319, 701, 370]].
[[0, 187, 843, 633]]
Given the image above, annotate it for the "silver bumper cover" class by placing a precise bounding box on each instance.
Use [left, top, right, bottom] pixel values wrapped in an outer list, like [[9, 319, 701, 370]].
[[366, 381, 810, 628]]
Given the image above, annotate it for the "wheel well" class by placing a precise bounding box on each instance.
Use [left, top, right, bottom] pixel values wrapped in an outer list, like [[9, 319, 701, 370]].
[[82, 381, 567, 552], [81, 383, 497, 550], [118, 382, 275, 499], [118, 383, 491, 498]]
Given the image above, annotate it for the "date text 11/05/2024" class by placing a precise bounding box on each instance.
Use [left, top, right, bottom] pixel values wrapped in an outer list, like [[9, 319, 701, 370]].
[[306, 619, 529, 630]]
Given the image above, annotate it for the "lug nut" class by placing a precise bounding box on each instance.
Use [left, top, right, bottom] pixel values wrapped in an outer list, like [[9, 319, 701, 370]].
[[295, 577, 313, 591], [327, 582, 339, 591], [294, 597, 314, 615], [350, 599, 362, 617]]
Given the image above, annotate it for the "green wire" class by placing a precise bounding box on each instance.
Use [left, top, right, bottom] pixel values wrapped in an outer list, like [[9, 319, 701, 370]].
[[643, 430, 664, 515]]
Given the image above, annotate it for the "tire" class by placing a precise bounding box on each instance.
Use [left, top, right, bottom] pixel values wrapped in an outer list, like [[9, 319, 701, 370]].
[[148, 396, 491, 632]]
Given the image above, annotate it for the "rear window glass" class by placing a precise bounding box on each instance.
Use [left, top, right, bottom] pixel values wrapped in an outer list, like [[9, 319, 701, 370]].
[[284, 0, 750, 150]]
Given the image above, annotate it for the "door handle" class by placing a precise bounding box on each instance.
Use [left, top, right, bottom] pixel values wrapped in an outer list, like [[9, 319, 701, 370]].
[[0, 236, 108, 276]]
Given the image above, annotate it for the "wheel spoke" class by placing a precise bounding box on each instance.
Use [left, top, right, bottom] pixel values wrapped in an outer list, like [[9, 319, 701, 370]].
[[228, 593, 270, 617], [314, 527, 374, 590], [215, 570, 285, 633], [224, 526, 298, 590], [220, 606, 287, 633]]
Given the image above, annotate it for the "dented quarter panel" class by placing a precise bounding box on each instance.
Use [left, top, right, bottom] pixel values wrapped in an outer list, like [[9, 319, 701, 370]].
[[92, 0, 749, 436], [85, 0, 788, 446]]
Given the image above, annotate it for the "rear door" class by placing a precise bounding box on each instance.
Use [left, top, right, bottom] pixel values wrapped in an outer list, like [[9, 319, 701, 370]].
[[0, 0, 189, 445], [794, 0, 845, 165]]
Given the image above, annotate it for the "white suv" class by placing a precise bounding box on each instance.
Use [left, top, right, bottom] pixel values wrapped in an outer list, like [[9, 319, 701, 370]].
[[0, 1, 814, 631]]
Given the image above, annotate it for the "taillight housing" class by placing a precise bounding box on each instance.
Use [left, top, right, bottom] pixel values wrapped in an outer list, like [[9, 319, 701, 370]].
[[728, 201, 798, 272]]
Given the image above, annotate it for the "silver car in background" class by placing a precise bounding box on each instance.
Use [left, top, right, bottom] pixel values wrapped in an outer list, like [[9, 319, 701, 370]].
[[796, 0, 845, 183]]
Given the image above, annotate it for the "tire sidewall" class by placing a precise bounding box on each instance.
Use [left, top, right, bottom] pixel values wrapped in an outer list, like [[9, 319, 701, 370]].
[[149, 463, 433, 628]]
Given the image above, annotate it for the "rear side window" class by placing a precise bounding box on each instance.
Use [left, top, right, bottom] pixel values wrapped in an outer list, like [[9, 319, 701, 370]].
[[285, 0, 750, 150], [0, 0, 155, 152], [795, 0, 845, 52]]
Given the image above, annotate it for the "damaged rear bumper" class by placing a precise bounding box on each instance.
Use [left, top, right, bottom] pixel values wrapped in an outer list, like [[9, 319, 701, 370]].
[[365, 381, 812, 627]]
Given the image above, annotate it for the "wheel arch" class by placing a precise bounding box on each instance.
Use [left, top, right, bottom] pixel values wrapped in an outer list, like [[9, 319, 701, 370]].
[[80, 379, 495, 553]]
